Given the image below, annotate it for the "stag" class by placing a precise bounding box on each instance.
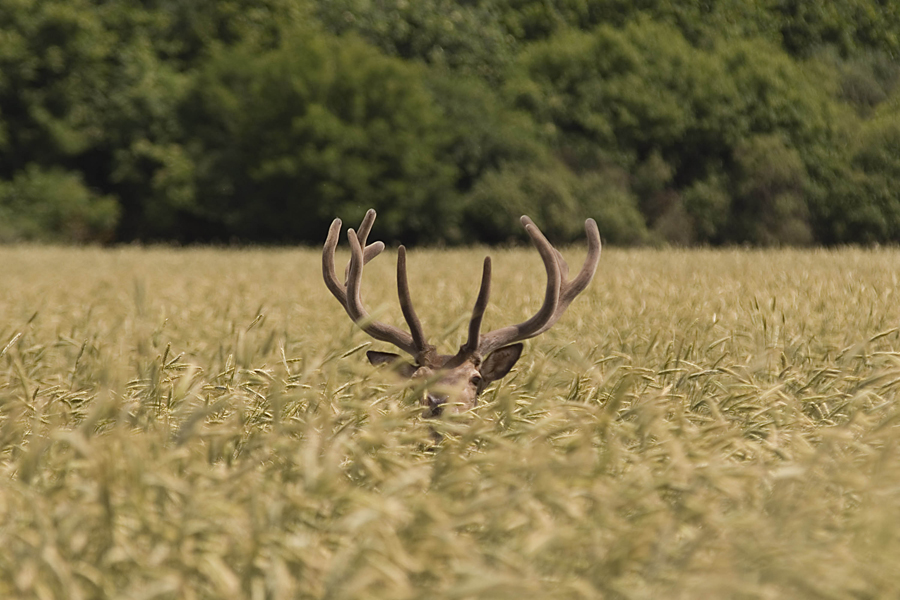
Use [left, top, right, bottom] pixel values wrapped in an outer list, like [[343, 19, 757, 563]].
[[323, 209, 601, 417]]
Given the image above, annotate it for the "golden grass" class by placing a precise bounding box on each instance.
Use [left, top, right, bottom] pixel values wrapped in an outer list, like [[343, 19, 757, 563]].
[[1, 245, 900, 599]]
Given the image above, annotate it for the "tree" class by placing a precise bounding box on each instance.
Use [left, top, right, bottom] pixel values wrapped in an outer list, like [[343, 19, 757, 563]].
[[0, 165, 119, 242], [315, 0, 516, 83], [183, 29, 458, 243]]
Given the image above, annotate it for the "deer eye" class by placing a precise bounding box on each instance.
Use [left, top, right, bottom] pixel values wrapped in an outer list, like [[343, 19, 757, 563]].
[[470, 375, 483, 388]]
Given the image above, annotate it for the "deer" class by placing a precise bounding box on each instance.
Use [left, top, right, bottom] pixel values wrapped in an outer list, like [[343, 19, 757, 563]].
[[323, 209, 601, 418]]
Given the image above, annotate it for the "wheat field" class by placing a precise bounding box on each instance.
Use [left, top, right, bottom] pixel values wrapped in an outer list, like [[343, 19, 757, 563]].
[[1, 244, 899, 599]]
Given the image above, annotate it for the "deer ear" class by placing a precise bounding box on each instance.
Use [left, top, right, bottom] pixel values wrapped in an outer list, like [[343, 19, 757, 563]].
[[366, 351, 418, 378], [481, 343, 523, 383]]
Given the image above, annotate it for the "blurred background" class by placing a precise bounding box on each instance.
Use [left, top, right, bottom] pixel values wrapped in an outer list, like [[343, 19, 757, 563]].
[[1, 0, 899, 247]]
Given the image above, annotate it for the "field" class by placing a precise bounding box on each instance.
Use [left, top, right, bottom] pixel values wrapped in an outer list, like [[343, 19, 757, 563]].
[[1, 244, 900, 599]]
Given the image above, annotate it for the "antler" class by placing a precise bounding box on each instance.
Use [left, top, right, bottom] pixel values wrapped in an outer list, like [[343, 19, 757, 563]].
[[460, 216, 602, 358], [324, 209, 601, 366], [323, 209, 434, 361]]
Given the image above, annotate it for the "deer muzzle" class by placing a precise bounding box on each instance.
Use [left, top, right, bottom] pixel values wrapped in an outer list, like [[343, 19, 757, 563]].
[[424, 392, 447, 418]]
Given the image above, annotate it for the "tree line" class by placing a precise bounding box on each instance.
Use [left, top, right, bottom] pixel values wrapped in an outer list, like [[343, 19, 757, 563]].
[[2, 0, 899, 245]]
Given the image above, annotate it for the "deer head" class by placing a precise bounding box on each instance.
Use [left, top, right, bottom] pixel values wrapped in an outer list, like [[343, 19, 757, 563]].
[[323, 209, 601, 417]]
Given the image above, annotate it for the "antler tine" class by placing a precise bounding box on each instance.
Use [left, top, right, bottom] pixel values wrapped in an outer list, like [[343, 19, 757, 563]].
[[324, 216, 386, 305], [344, 240, 385, 282], [397, 245, 430, 356], [522, 217, 600, 339], [343, 209, 384, 282], [323, 218, 347, 306], [443, 256, 491, 369], [461, 257, 492, 355], [325, 210, 601, 363], [478, 216, 601, 355], [477, 219, 562, 356], [323, 210, 420, 357], [357, 208, 377, 246], [561, 218, 601, 305], [345, 228, 418, 355], [531, 217, 601, 316]]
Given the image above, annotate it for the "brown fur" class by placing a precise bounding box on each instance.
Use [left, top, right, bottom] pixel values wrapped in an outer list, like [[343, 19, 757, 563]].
[[367, 344, 522, 416]]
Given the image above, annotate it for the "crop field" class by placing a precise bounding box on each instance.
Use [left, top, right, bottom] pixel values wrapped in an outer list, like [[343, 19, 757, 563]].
[[1, 244, 900, 599]]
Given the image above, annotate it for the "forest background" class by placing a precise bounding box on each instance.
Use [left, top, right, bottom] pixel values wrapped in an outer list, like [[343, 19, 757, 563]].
[[2, 0, 900, 247]]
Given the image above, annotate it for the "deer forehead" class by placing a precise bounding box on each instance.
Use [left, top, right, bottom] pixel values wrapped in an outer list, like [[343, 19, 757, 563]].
[[415, 359, 480, 384]]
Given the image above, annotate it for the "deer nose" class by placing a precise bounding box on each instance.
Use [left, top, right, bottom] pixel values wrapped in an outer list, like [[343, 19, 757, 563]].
[[424, 392, 447, 418]]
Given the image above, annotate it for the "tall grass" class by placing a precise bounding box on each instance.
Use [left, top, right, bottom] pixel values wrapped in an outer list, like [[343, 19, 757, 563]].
[[1, 245, 899, 599]]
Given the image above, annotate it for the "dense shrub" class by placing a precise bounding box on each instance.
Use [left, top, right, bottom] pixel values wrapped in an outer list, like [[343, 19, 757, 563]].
[[731, 135, 812, 245], [492, 0, 900, 59], [820, 104, 900, 244], [681, 173, 731, 244], [777, 0, 900, 58], [854, 114, 900, 239], [315, 0, 516, 83], [0, 165, 119, 242], [424, 71, 550, 196], [0, 0, 119, 169], [462, 161, 647, 244]]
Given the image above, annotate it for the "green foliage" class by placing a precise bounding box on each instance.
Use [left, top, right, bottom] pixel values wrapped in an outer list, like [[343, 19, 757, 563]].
[[424, 71, 549, 195], [575, 170, 649, 245], [1, 0, 900, 245], [509, 21, 743, 170], [464, 161, 647, 244], [846, 107, 900, 242], [490, 0, 787, 51], [0, 165, 119, 242], [682, 173, 731, 243], [777, 0, 900, 57], [509, 24, 868, 245], [492, 0, 900, 60], [315, 0, 516, 82], [0, 0, 193, 241], [184, 29, 458, 243], [137, 0, 315, 62], [0, 0, 118, 165], [719, 39, 844, 148], [817, 48, 900, 116], [731, 135, 812, 245], [804, 96, 900, 245]]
